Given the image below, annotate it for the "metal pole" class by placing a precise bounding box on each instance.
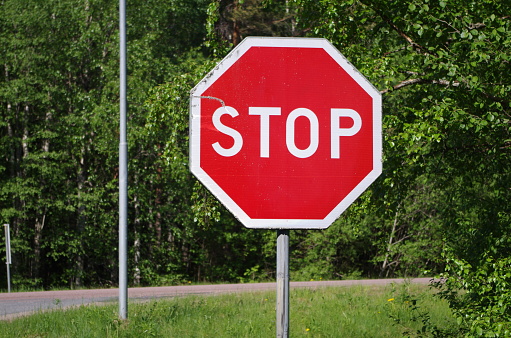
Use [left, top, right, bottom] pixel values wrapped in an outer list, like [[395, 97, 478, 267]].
[[276, 230, 289, 338], [6, 264, 10, 293], [119, 0, 128, 320], [4, 224, 11, 293]]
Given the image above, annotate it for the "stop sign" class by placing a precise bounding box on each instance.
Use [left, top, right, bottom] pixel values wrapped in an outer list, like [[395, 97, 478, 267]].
[[190, 37, 381, 229]]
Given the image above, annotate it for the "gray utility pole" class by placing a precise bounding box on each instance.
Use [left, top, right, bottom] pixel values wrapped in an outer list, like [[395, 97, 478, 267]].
[[118, 0, 128, 320], [4, 224, 11, 293], [276, 230, 290, 338]]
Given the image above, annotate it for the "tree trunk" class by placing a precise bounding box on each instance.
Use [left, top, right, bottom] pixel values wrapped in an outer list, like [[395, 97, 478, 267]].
[[133, 194, 141, 286], [380, 210, 399, 277], [74, 135, 89, 287], [33, 214, 46, 280]]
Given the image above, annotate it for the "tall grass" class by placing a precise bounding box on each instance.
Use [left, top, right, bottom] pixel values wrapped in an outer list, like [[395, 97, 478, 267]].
[[0, 283, 458, 337]]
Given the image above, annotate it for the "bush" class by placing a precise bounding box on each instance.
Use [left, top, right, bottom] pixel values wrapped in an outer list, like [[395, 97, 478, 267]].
[[435, 254, 511, 337]]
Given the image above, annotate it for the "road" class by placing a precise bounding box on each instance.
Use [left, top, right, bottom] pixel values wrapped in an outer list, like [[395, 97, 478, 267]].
[[0, 277, 433, 320]]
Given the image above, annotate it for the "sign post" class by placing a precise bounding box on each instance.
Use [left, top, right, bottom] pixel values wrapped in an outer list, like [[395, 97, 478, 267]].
[[190, 37, 381, 337], [4, 224, 11, 293], [276, 230, 289, 337], [118, 0, 128, 320]]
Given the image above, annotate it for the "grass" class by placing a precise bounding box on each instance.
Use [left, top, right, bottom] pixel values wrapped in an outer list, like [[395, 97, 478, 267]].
[[0, 283, 459, 337]]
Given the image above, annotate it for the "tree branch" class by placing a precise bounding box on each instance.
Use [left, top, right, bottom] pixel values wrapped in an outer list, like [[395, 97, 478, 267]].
[[365, 2, 434, 56], [380, 78, 460, 94]]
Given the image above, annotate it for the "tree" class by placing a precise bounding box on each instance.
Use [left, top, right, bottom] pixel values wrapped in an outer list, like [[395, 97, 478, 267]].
[[0, 0, 120, 287], [0, 0, 212, 288], [291, 0, 511, 333]]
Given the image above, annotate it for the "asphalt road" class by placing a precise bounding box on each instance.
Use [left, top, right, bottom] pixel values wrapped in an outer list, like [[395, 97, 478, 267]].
[[0, 277, 433, 320]]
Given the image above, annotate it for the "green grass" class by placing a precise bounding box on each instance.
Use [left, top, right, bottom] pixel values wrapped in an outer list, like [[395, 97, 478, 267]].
[[0, 283, 459, 337]]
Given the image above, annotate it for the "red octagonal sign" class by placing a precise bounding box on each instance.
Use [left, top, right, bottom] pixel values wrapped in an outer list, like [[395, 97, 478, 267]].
[[190, 37, 381, 229]]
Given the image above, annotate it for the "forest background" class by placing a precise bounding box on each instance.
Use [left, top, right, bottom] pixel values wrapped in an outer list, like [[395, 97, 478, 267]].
[[1, 0, 510, 332]]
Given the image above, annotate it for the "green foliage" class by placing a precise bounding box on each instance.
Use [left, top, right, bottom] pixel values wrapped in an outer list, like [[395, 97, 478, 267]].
[[435, 255, 511, 337], [283, 2, 511, 333], [0, 0, 121, 288], [289, 0, 511, 270], [204, 0, 233, 57], [0, 0, 211, 288]]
